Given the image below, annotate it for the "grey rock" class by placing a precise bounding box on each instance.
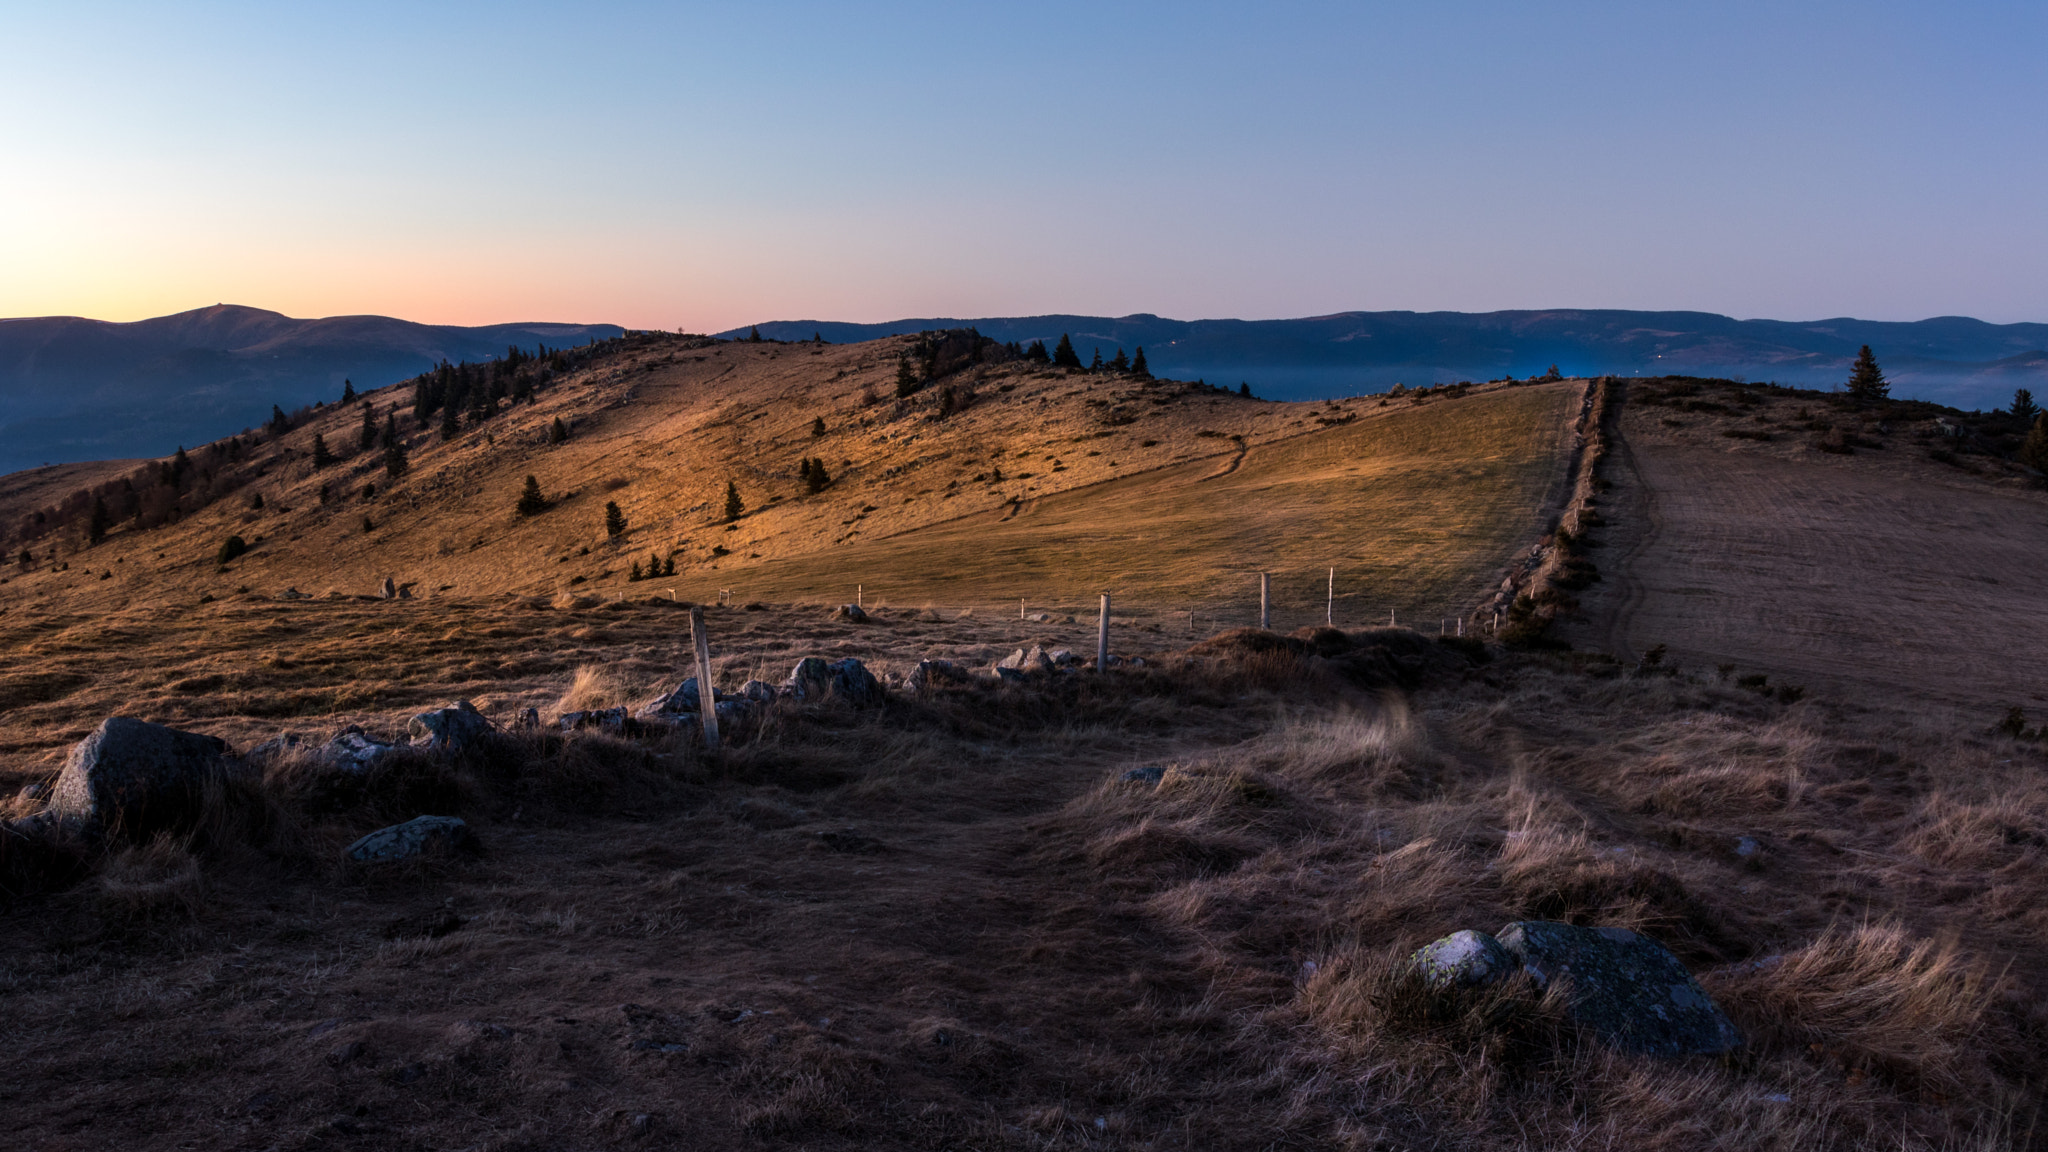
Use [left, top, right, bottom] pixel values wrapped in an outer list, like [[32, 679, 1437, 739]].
[[326, 726, 396, 770], [641, 677, 705, 715], [714, 699, 751, 725], [992, 666, 1028, 684], [407, 700, 493, 752], [379, 576, 397, 599], [280, 587, 309, 600], [835, 603, 869, 623], [907, 658, 970, 693], [1412, 929, 1515, 989], [740, 679, 778, 703], [560, 707, 628, 733], [784, 657, 882, 707], [996, 645, 1055, 675], [1048, 648, 1079, 667], [1119, 765, 1166, 786], [344, 815, 478, 864], [784, 657, 832, 701], [1027, 612, 1054, 623], [48, 716, 231, 838], [1495, 920, 1742, 1055], [516, 706, 540, 731], [1735, 836, 1760, 858]]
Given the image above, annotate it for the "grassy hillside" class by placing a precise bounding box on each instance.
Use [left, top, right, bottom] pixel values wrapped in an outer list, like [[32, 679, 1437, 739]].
[[0, 333, 1579, 628]]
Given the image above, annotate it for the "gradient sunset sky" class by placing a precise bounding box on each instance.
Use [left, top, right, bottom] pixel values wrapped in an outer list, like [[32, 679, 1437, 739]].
[[4, 1, 2043, 331]]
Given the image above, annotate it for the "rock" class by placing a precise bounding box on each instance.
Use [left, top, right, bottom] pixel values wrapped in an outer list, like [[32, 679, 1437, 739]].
[[825, 658, 883, 707], [344, 815, 478, 864], [642, 677, 704, 715], [560, 707, 628, 733], [324, 726, 397, 770], [1119, 765, 1166, 786], [516, 707, 540, 731], [992, 666, 1027, 684], [1048, 648, 1079, 667], [907, 659, 970, 693], [714, 699, 751, 726], [280, 587, 309, 600], [783, 657, 832, 701], [47, 716, 231, 838], [1027, 612, 1054, 623], [995, 646, 1055, 674], [407, 700, 493, 752], [1412, 929, 1515, 989], [379, 576, 397, 599], [1494, 920, 1742, 1055], [740, 679, 777, 703], [835, 603, 869, 623], [1735, 836, 1760, 858]]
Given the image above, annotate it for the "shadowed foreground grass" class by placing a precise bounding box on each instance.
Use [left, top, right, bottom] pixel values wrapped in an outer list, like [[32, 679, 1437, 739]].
[[0, 618, 2042, 1151]]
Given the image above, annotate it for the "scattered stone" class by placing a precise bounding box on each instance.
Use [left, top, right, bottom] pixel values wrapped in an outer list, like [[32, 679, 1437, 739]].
[[280, 587, 309, 600], [783, 657, 832, 701], [344, 815, 478, 864], [47, 716, 231, 838], [784, 657, 883, 707], [560, 707, 628, 733], [995, 646, 1055, 674], [1412, 929, 1515, 989], [516, 707, 541, 731], [641, 677, 705, 715], [1119, 765, 1166, 787], [325, 726, 396, 770], [1494, 920, 1742, 1055], [740, 679, 777, 703], [379, 576, 397, 599], [907, 659, 970, 693], [1048, 648, 1079, 667], [407, 700, 493, 752], [993, 666, 1028, 684], [835, 603, 869, 623], [1735, 836, 1760, 858], [326, 1041, 366, 1068], [1027, 612, 1054, 623]]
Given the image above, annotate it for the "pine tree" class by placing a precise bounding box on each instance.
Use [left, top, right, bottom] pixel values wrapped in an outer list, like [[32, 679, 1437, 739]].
[[724, 481, 744, 522], [1089, 348, 1103, 372], [1052, 334, 1081, 368], [360, 404, 377, 451], [1025, 340, 1050, 364], [748, 326, 763, 343], [1131, 346, 1150, 378], [1239, 382, 1253, 398], [663, 555, 676, 576], [604, 500, 626, 537], [383, 439, 408, 478], [440, 402, 460, 441], [16, 549, 29, 570], [1110, 348, 1130, 372], [516, 475, 547, 516], [311, 434, 334, 468], [938, 385, 958, 418], [249, 492, 264, 511], [1846, 345, 1889, 402], [381, 412, 398, 450], [87, 496, 110, 545], [2019, 413, 2048, 476], [895, 356, 922, 397], [341, 379, 356, 404], [810, 416, 826, 437], [2012, 388, 2038, 422], [549, 417, 569, 444], [269, 404, 289, 434], [806, 458, 829, 493], [629, 560, 642, 581]]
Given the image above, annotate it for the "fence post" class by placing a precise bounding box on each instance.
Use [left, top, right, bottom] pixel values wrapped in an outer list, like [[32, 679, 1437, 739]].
[[690, 606, 720, 753], [1020, 598, 1026, 621], [1259, 572, 1270, 630], [857, 583, 863, 608], [1389, 608, 1396, 628], [1097, 593, 1111, 671], [1327, 567, 1334, 627]]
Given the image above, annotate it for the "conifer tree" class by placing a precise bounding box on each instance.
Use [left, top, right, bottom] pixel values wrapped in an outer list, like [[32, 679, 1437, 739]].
[[895, 356, 922, 397], [629, 560, 642, 581], [2012, 388, 2038, 422], [748, 326, 762, 343], [811, 416, 826, 437], [87, 496, 110, 545], [2020, 413, 2048, 476], [517, 475, 547, 516], [441, 400, 461, 440], [269, 404, 289, 434], [360, 404, 377, 451], [16, 549, 29, 570], [604, 500, 626, 537], [311, 434, 334, 468], [1239, 382, 1253, 398], [1846, 345, 1889, 402], [724, 481, 744, 522], [806, 458, 829, 493], [663, 555, 676, 576], [341, 379, 356, 404], [549, 417, 569, 444], [1052, 334, 1081, 368], [1025, 340, 1050, 364], [1089, 348, 1103, 372], [381, 412, 398, 450], [383, 438, 408, 478], [1131, 346, 1150, 378], [1110, 348, 1130, 372]]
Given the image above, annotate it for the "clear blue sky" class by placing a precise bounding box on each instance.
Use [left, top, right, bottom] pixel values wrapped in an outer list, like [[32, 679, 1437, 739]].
[[3, 1, 2043, 329]]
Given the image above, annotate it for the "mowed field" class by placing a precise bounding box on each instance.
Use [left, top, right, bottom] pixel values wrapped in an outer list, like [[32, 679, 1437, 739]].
[[698, 383, 1580, 627], [1568, 381, 2048, 713]]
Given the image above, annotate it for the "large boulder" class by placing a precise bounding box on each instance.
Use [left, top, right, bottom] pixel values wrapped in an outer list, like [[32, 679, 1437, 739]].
[[47, 717, 231, 839], [782, 657, 882, 707], [995, 646, 1055, 675], [344, 815, 478, 864], [906, 659, 971, 693], [407, 701, 493, 752], [1495, 920, 1742, 1055], [784, 658, 832, 701]]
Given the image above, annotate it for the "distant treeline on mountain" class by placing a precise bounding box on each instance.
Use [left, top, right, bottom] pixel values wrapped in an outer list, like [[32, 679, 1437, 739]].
[[722, 310, 2048, 410], [0, 305, 622, 475]]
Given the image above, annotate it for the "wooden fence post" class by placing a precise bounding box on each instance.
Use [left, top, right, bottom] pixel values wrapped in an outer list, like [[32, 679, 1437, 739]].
[[1259, 572, 1270, 630], [1327, 567, 1334, 627], [857, 583, 863, 608], [1097, 593, 1111, 671], [690, 606, 720, 752], [1020, 598, 1026, 621]]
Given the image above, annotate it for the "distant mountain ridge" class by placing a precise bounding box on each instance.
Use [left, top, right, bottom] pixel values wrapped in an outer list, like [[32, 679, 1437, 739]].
[[724, 310, 2048, 409], [0, 305, 621, 474]]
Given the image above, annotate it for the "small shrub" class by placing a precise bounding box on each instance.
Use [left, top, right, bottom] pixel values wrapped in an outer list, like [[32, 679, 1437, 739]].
[[216, 535, 248, 565]]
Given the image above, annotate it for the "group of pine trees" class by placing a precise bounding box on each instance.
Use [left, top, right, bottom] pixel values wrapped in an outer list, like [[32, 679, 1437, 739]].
[[411, 344, 564, 441], [628, 553, 676, 581], [1017, 333, 1150, 378], [798, 457, 831, 493]]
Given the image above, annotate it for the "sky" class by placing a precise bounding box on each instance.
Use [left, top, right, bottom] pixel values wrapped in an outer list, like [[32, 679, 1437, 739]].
[[3, 1, 2044, 332]]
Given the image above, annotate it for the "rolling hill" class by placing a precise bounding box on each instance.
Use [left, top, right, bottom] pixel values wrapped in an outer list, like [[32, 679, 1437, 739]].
[[0, 304, 621, 474]]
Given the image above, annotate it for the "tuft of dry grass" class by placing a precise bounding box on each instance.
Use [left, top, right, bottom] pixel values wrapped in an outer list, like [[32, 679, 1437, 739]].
[[555, 663, 638, 713], [94, 835, 204, 920]]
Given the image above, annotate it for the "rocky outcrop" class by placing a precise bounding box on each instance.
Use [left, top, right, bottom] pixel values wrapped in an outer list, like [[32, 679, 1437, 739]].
[[834, 604, 869, 623], [1412, 929, 1515, 989], [906, 659, 971, 693], [344, 815, 478, 864], [784, 657, 883, 707], [995, 646, 1055, 675], [407, 701, 493, 752], [47, 717, 231, 839]]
